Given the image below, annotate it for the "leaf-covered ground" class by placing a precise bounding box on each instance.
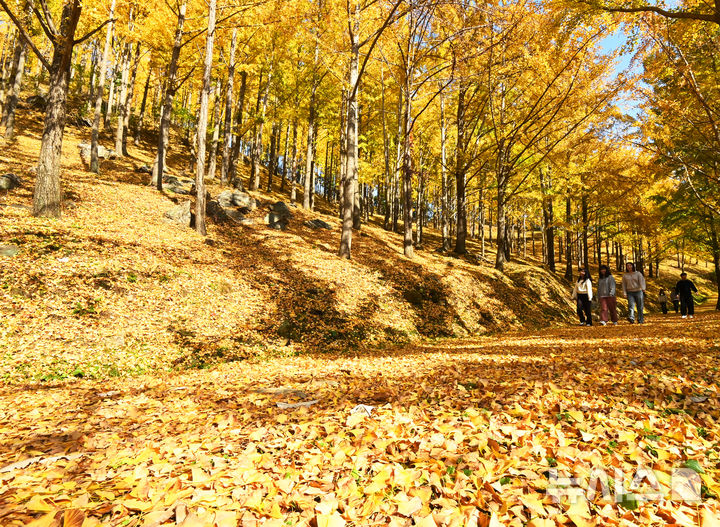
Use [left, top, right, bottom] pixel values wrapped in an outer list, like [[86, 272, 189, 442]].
[[2, 314, 720, 526], [0, 111, 590, 385]]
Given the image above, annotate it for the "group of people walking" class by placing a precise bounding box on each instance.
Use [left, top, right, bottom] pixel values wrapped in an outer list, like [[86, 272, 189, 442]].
[[570, 263, 699, 326]]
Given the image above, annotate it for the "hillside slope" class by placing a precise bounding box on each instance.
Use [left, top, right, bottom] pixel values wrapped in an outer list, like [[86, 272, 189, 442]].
[[0, 112, 591, 383]]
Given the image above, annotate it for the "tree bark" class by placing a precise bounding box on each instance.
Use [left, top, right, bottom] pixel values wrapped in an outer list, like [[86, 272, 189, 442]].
[[2, 0, 31, 142], [152, 0, 186, 189], [134, 64, 150, 145], [228, 70, 246, 184], [220, 28, 236, 184], [33, 1, 83, 218], [194, 0, 216, 236], [114, 42, 131, 156], [250, 68, 270, 191], [339, 32, 359, 259], [90, 0, 115, 173], [455, 85, 468, 255], [207, 76, 222, 180], [564, 196, 573, 280], [440, 94, 450, 251]]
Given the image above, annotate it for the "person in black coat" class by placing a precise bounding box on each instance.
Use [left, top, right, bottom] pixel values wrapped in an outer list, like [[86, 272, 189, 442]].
[[674, 272, 698, 319]]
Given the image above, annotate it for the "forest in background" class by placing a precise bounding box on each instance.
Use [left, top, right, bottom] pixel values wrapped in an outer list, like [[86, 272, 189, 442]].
[[0, 0, 718, 305]]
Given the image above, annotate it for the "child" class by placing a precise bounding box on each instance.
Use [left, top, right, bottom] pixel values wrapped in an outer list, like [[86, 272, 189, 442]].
[[658, 288, 668, 314]]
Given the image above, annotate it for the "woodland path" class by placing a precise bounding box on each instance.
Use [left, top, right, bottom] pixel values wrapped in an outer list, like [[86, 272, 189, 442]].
[[1, 312, 720, 526]]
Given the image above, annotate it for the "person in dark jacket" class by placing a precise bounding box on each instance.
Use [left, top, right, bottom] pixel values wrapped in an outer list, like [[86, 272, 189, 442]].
[[674, 272, 698, 319]]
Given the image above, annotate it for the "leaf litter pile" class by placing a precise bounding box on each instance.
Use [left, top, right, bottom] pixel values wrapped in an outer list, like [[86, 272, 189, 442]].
[[2, 317, 720, 526]]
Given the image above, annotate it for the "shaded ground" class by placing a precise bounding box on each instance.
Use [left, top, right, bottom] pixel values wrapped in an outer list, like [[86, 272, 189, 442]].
[[1, 313, 719, 526]]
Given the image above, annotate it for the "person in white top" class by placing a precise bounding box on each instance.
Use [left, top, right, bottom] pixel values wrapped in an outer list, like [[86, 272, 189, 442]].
[[571, 268, 594, 326]]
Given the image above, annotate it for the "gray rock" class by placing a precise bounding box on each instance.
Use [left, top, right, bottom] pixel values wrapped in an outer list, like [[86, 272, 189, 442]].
[[265, 212, 288, 230], [135, 164, 152, 174], [163, 175, 193, 195], [78, 143, 117, 165], [304, 219, 332, 230], [271, 201, 293, 219], [0, 245, 20, 257], [207, 200, 246, 225], [0, 173, 22, 191], [164, 200, 192, 226], [218, 190, 256, 210]]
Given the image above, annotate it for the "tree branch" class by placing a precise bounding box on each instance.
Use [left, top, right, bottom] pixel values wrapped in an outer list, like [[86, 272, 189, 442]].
[[74, 18, 114, 45], [0, 0, 51, 70]]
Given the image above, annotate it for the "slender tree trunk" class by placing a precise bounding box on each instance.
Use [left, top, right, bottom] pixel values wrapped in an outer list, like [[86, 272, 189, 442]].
[[564, 196, 573, 280], [3, 0, 31, 142], [495, 171, 509, 271], [267, 121, 279, 192], [194, 0, 216, 236], [220, 28, 236, 184], [289, 119, 298, 203], [121, 42, 141, 155], [392, 90, 401, 232], [152, 0, 186, 189], [337, 89, 347, 216], [114, 42, 131, 156], [90, 0, 115, 173], [228, 70, 246, 184], [581, 194, 589, 271], [339, 32, 359, 259], [281, 122, 289, 191], [381, 68, 391, 230], [207, 76, 222, 180], [455, 86, 468, 255], [440, 95, 451, 251], [708, 213, 720, 310], [401, 86, 413, 258], [134, 65, 150, 145], [250, 68, 270, 191]]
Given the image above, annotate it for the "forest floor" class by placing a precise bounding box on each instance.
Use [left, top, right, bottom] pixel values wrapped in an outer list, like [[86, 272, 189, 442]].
[[1, 312, 720, 526], [2, 107, 720, 526]]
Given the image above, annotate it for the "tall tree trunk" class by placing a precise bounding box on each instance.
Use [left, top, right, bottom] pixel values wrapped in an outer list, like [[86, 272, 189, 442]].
[[303, 92, 316, 208], [337, 89, 347, 215], [250, 68, 270, 191], [3, 0, 31, 142], [708, 213, 720, 310], [401, 66, 414, 258], [207, 76, 222, 180], [152, 0, 186, 189], [540, 168, 555, 271], [564, 196, 573, 280], [114, 42, 131, 156], [33, 1, 83, 218], [194, 0, 216, 236], [392, 90, 401, 232], [220, 29, 236, 184], [267, 120, 279, 192], [90, 0, 115, 173], [281, 122, 290, 191], [339, 32, 359, 259], [455, 86, 468, 255], [289, 118, 298, 203], [581, 193, 589, 271], [228, 70, 246, 184], [440, 94, 451, 251], [381, 68, 391, 230], [134, 64, 150, 145], [121, 42, 141, 155], [495, 166, 510, 271]]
